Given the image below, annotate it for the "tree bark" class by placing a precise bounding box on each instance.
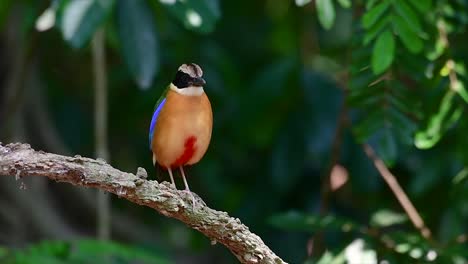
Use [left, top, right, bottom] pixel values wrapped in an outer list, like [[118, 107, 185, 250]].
[[0, 142, 286, 264]]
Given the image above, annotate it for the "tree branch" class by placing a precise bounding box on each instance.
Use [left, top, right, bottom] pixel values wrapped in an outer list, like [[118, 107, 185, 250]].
[[363, 144, 432, 240], [0, 142, 286, 264]]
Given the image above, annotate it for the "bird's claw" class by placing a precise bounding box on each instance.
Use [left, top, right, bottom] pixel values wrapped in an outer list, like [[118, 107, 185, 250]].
[[183, 189, 197, 209]]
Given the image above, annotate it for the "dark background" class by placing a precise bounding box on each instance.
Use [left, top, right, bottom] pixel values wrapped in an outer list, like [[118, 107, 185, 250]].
[[0, 0, 467, 263]]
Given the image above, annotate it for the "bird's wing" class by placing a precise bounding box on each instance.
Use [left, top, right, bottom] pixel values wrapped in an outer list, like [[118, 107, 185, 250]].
[[148, 87, 169, 149]]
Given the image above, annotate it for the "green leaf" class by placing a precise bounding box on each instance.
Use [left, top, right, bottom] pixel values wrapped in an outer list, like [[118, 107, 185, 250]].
[[387, 93, 413, 117], [316, 0, 335, 30], [337, 0, 351, 9], [348, 70, 375, 91], [347, 80, 383, 106], [454, 62, 466, 76], [353, 109, 385, 141], [363, 14, 391, 45], [393, 14, 423, 53], [426, 37, 446, 60], [409, 0, 431, 13], [393, 0, 423, 34], [414, 131, 441, 149], [362, 0, 390, 29], [36, 6, 57, 32], [387, 107, 417, 145], [371, 209, 408, 227], [371, 30, 395, 74], [295, 0, 312, 7], [60, 0, 114, 48], [453, 80, 468, 103], [415, 91, 462, 149], [366, 0, 379, 10], [375, 128, 397, 166], [160, 0, 220, 34], [116, 0, 159, 89]]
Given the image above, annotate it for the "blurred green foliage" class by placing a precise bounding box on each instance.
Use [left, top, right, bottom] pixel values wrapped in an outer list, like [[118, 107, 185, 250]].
[[0, 240, 170, 264], [0, 0, 467, 263]]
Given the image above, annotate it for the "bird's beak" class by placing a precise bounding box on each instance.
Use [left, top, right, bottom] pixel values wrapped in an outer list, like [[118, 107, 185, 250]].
[[190, 77, 206, 87]]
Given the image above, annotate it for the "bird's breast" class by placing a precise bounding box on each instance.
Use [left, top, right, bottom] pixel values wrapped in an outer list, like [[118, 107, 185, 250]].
[[151, 90, 212, 168]]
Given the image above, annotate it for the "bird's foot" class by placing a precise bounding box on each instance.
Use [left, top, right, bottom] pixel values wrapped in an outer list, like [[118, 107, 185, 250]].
[[182, 189, 197, 209]]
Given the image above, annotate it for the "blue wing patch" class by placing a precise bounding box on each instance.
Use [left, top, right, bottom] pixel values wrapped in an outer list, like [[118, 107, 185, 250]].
[[149, 98, 166, 149]]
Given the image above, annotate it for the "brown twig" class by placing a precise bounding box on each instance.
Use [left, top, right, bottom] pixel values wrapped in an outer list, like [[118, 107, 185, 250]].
[[437, 20, 464, 98], [0, 143, 286, 264], [363, 144, 432, 240]]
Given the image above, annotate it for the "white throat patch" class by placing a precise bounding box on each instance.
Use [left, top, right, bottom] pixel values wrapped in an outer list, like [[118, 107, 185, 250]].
[[170, 83, 204, 96]]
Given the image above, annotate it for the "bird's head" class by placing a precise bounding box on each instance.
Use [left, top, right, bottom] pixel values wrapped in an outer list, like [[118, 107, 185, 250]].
[[172, 63, 206, 88]]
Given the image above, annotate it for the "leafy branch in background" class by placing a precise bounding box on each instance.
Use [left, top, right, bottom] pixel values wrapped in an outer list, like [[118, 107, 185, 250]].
[[269, 210, 465, 263], [273, 0, 468, 263], [35, 0, 219, 90], [295, 0, 351, 29], [349, 0, 431, 164], [0, 239, 170, 264], [348, 0, 468, 162], [415, 1, 468, 149], [0, 240, 171, 264], [159, 0, 221, 33], [115, 0, 158, 89]]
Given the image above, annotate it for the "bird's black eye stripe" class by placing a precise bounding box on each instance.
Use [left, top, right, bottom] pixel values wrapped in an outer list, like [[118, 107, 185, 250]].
[[172, 71, 192, 88]]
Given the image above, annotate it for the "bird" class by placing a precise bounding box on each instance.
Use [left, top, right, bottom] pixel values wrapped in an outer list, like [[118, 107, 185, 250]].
[[149, 63, 213, 206]]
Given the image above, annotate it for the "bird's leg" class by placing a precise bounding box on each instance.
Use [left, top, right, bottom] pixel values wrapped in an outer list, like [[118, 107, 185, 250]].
[[167, 167, 176, 188], [179, 166, 196, 208], [180, 166, 191, 192]]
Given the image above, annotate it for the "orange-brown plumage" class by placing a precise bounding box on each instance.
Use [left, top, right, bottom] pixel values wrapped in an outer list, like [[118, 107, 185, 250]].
[[151, 87, 213, 168], [149, 63, 212, 206]]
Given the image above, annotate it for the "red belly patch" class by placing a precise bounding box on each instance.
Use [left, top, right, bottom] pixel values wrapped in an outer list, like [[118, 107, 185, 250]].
[[172, 136, 197, 167]]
